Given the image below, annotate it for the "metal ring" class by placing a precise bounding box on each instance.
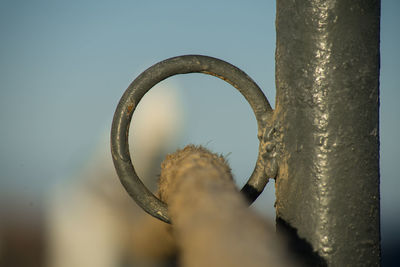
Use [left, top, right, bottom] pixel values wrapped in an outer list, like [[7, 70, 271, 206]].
[[111, 55, 273, 223]]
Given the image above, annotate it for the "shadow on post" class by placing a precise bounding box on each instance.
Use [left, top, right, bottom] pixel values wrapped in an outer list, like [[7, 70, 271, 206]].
[[276, 218, 327, 267]]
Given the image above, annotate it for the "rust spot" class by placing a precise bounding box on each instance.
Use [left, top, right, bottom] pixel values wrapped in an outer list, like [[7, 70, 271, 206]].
[[127, 104, 134, 114], [276, 159, 289, 185], [200, 71, 238, 89]]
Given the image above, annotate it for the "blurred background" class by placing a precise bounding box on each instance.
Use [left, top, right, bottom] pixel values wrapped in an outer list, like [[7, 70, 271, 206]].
[[0, 1, 398, 266]]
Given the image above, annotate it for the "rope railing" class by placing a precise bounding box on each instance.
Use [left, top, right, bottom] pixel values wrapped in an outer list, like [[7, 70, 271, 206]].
[[133, 145, 296, 267], [111, 7, 382, 259]]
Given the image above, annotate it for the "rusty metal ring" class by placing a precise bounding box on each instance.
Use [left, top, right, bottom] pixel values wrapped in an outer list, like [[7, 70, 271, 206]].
[[111, 55, 273, 223]]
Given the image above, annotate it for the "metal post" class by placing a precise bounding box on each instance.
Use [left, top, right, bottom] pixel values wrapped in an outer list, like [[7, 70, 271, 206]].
[[274, 0, 381, 266]]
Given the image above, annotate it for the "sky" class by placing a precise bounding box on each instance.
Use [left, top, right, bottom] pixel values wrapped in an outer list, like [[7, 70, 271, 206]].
[[0, 0, 399, 258], [0, 1, 276, 206]]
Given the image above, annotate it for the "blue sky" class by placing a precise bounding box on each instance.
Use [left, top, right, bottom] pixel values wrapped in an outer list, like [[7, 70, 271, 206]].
[[0, 0, 399, 244]]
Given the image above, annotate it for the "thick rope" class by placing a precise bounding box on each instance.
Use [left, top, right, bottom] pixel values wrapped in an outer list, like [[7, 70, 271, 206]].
[[155, 145, 295, 267]]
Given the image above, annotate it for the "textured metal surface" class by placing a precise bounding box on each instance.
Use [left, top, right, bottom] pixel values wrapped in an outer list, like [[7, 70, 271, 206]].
[[274, 0, 381, 265], [111, 55, 274, 223]]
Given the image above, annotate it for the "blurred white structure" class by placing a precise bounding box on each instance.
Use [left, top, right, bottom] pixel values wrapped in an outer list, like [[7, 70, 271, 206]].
[[46, 84, 183, 267]]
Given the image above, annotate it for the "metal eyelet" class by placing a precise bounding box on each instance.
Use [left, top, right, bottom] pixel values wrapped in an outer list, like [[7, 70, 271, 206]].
[[111, 55, 273, 223]]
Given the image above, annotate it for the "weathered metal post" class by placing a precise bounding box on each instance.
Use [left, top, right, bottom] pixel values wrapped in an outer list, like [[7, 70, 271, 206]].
[[274, 0, 381, 266]]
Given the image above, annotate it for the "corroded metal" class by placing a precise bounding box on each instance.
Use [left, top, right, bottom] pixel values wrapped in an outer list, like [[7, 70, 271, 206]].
[[111, 55, 274, 223], [274, 0, 381, 265]]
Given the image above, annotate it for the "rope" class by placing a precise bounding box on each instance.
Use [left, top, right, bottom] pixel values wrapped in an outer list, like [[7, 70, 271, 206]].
[[150, 145, 295, 267]]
